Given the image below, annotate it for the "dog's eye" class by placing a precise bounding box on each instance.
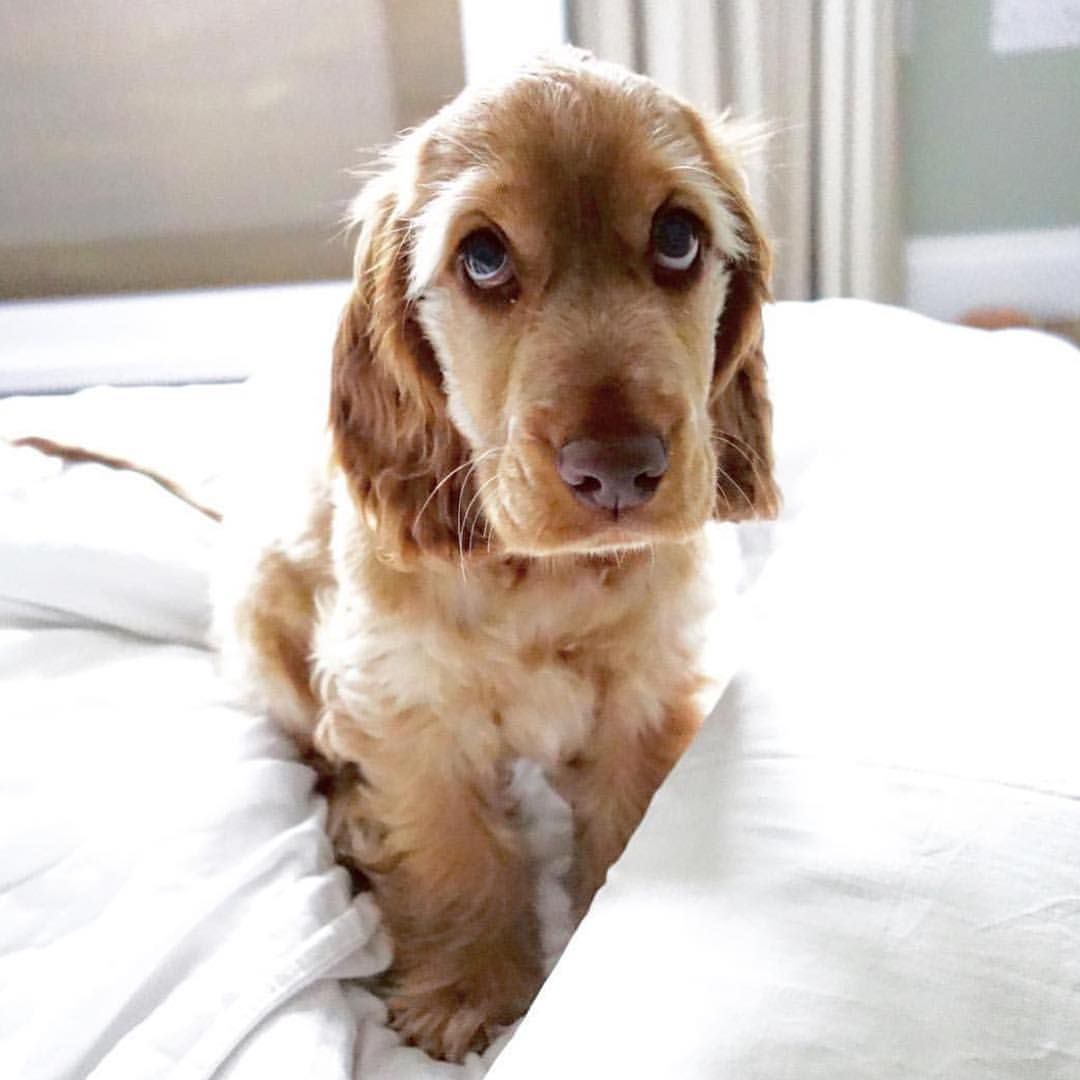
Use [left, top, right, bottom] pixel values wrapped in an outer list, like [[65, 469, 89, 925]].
[[460, 229, 515, 289], [651, 210, 701, 273]]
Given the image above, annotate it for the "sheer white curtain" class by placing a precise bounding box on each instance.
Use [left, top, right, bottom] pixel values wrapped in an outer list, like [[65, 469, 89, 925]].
[[568, 0, 904, 302]]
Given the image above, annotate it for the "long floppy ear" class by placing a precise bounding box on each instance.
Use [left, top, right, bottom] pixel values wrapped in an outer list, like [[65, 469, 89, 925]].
[[706, 151, 781, 522], [329, 171, 474, 563]]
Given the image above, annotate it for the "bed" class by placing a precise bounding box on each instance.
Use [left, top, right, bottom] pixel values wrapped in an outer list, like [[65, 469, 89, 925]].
[[1, 286, 1077, 1079]]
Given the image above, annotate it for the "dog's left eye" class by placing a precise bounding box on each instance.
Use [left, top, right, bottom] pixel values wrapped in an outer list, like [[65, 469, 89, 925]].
[[460, 228, 515, 289], [651, 210, 701, 273]]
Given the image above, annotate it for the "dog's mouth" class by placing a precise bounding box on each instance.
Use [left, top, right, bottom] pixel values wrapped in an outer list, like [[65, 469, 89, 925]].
[[566, 486, 660, 521], [473, 440, 713, 557]]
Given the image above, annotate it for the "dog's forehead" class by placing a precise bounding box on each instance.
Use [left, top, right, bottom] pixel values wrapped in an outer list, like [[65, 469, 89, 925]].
[[448, 65, 678, 144], [433, 71, 703, 206], [406, 69, 745, 297]]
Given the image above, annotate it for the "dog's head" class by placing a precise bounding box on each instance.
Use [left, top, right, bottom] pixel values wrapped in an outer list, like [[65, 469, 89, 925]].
[[331, 51, 779, 563]]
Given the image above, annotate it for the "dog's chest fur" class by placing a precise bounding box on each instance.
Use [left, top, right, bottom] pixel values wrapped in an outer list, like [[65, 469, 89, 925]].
[[314, 497, 704, 772]]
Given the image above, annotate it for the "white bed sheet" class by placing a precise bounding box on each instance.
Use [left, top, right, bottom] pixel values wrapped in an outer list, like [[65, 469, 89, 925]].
[[0, 384, 519, 1079], [2, 293, 1078, 1079], [490, 302, 1080, 1078]]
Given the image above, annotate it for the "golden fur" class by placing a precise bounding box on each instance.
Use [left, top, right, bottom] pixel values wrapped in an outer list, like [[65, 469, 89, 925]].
[[216, 50, 777, 1061]]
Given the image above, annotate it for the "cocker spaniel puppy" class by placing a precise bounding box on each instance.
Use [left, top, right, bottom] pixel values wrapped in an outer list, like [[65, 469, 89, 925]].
[[217, 50, 778, 1062]]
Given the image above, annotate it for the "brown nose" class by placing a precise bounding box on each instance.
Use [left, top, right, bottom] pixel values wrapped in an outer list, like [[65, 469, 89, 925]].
[[557, 434, 668, 512]]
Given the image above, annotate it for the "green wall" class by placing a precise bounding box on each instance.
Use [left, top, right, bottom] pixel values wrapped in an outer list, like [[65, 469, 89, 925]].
[[901, 0, 1080, 235]]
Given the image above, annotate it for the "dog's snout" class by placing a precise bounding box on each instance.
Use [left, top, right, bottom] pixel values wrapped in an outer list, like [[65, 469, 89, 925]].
[[557, 434, 668, 513]]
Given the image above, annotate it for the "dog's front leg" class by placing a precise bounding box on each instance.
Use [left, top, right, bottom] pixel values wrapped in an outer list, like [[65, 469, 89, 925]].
[[552, 693, 702, 921], [322, 712, 542, 1062]]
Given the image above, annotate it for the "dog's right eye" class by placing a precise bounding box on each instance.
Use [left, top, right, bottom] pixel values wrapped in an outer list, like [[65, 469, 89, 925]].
[[651, 209, 702, 276], [460, 229, 515, 290]]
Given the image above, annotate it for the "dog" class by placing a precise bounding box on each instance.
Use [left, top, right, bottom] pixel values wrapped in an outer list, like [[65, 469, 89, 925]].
[[215, 49, 778, 1062]]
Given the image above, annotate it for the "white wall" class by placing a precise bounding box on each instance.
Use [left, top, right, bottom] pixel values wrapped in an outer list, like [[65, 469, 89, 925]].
[[0, 0, 464, 297], [0, 0, 396, 247]]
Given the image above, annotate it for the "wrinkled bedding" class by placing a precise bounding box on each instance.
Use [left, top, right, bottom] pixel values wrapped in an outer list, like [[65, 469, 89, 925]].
[[1, 290, 1078, 1079]]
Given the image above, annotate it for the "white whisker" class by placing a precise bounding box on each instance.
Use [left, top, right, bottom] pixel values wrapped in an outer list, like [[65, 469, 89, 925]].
[[712, 429, 768, 496], [715, 463, 752, 511], [464, 473, 502, 554], [712, 429, 766, 468], [413, 448, 498, 535]]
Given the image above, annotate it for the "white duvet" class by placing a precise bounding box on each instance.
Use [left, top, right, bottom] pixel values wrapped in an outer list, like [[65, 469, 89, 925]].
[[1, 291, 1078, 1079]]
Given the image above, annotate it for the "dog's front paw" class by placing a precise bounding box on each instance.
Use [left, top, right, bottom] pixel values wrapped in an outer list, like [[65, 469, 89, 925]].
[[387, 958, 539, 1062]]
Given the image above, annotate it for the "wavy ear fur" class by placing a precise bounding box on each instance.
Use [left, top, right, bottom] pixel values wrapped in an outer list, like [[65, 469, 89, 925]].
[[330, 176, 475, 563], [702, 133, 781, 523]]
